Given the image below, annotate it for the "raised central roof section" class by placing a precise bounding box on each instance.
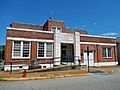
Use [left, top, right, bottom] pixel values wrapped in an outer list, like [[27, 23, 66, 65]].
[[43, 19, 65, 31], [10, 19, 88, 34]]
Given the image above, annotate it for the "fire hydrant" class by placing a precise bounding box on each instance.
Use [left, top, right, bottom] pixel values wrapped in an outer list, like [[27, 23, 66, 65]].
[[23, 69, 27, 77]]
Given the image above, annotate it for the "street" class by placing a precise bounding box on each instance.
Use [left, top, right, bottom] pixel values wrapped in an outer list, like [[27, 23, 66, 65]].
[[0, 75, 120, 90]]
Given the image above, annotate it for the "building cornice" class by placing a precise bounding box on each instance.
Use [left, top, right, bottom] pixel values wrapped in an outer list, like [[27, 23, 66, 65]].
[[7, 37, 54, 42], [80, 34, 116, 39], [7, 27, 54, 34], [80, 42, 116, 46]]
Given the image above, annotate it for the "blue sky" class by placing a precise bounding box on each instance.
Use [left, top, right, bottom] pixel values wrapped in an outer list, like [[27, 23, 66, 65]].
[[0, 0, 120, 45]]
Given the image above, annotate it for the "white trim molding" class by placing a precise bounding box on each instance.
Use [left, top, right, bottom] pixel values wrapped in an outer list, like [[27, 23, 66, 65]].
[[7, 27, 116, 39], [12, 41, 31, 59], [4, 64, 29, 71], [7, 37, 54, 42], [7, 27, 54, 34], [4, 64, 53, 71], [81, 62, 118, 66], [37, 42, 53, 59], [80, 42, 116, 46], [94, 62, 118, 66], [38, 64, 53, 68], [80, 34, 116, 39]]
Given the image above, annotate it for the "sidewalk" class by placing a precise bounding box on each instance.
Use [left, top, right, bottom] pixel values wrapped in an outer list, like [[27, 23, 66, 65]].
[[0, 66, 120, 81]]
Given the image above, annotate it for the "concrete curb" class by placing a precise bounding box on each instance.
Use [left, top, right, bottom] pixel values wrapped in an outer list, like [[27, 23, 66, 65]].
[[0, 73, 87, 81]]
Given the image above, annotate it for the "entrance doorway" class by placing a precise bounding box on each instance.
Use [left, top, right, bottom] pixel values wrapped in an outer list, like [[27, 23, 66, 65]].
[[61, 44, 74, 62], [83, 51, 94, 66]]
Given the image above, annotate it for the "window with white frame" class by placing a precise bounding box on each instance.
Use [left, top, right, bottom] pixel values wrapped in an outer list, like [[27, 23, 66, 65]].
[[12, 41, 30, 58], [38, 42, 44, 57], [13, 41, 21, 57], [57, 27, 62, 31], [46, 43, 53, 57], [51, 26, 62, 33], [23, 42, 30, 57], [38, 42, 53, 58], [102, 48, 112, 58]]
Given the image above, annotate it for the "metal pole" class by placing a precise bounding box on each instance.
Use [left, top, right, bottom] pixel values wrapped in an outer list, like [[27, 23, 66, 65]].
[[10, 62, 12, 74], [87, 46, 90, 72], [114, 46, 117, 65]]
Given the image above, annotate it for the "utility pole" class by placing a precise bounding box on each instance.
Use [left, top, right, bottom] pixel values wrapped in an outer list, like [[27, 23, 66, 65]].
[[87, 46, 90, 72]]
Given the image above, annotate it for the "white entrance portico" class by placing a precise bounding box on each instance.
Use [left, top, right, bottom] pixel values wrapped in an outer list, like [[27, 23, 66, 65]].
[[54, 30, 81, 65]]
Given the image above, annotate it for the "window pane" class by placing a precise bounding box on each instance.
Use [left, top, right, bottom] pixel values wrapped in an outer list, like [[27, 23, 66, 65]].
[[51, 26, 56, 30], [102, 48, 106, 57], [13, 41, 21, 57], [108, 48, 112, 57], [38, 43, 44, 57], [57, 27, 62, 30], [46, 43, 53, 57], [23, 41, 30, 57], [57, 27, 62, 33]]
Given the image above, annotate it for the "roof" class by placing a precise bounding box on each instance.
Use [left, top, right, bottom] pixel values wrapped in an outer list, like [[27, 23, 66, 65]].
[[10, 22, 43, 30]]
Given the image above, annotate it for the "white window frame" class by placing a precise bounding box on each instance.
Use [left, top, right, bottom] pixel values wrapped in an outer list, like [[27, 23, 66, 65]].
[[46, 43, 53, 57], [37, 42, 45, 57], [51, 26, 56, 33], [37, 42, 53, 59], [12, 41, 31, 59], [102, 48, 112, 58], [51, 26, 62, 33]]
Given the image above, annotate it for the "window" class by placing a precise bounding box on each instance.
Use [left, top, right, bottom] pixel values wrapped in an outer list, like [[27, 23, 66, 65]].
[[102, 48, 112, 58], [108, 48, 112, 57], [57, 27, 62, 30], [51, 26, 56, 30], [13, 41, 21, 57], [51, 26, 56, 33], [12, 41, 30, 58], [38, 42, 44, 57], [38, 42, 53, 58], [23, 42, 30, 57], [51, 26, 62, 33], [46, 43, 53, 57]]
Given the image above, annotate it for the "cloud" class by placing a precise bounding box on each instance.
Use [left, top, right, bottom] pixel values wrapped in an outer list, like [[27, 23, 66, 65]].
[[93, 22, 97, 26], [101, 32, 118, 36]]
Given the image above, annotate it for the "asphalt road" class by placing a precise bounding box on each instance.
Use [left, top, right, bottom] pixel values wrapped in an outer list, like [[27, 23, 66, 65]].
[[0, 74, 120, 90]]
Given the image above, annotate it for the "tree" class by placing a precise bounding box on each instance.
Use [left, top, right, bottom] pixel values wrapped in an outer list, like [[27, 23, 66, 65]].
[[0, 45, 5, 59]]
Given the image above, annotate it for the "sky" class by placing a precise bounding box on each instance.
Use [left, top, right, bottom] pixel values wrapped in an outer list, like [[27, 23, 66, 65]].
[[0, 0, 120, 45]]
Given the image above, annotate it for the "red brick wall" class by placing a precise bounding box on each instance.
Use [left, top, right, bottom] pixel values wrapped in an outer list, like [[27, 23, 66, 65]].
[[37, 59, 54, 64], [80, 36, 116, 43], [43, 20, 65, 31], [10, 22, 43, 30], [5, 40, 54, 65], [4, 40, 12, 65], [81, 44, 117, 63], [5, 29, 54, 65], [98, 45, 117, 62], [30, 41, 37, 64], [7, 29, 54, 40], [5, 21, 117, 66], [64, 29, 87, 34], [10, 21, 88, 34], [43, 20, 87, 34]]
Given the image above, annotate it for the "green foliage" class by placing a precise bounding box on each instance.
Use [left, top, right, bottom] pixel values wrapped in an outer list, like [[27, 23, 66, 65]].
[[0, 45, 5, 51], [0, 45, 5, 59]]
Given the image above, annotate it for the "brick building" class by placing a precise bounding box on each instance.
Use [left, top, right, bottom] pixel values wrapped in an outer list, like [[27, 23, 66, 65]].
[[4, 19, 118, 71]]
